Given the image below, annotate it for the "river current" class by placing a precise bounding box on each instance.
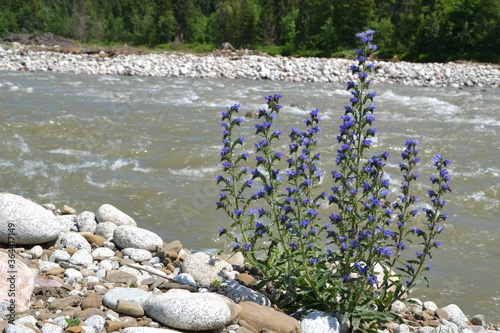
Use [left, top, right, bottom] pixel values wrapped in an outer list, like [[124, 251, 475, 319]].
[[1, 71, 499, 319]]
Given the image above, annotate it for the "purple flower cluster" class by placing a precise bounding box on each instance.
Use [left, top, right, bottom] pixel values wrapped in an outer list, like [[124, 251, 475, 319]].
[[214, 29, 453, 317]]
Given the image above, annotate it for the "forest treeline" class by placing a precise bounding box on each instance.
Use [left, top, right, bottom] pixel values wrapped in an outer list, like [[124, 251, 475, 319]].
[[0, 0, 499, 62]]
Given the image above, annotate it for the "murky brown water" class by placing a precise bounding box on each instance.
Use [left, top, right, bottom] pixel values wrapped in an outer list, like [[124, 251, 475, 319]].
[[1, 71, 499, 319]]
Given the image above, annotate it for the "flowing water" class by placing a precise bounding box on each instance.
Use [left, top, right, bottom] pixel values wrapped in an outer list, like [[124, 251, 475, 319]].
[[1, 71, 499, 319]]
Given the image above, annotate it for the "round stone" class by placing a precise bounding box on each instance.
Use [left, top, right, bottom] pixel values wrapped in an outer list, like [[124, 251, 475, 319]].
[[143, 292, 231, 330], [0, 193, 62, 245], [112, 226, 163, 251]]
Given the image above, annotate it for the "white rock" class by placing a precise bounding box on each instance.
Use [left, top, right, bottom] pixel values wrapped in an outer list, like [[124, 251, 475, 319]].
[[49, 250, 71, 262], [13, 316, 37, 326], [84, 315, 106, 331], [91, 247, 116, 258], [41, 323, 63, 333], [423, 301, 438, 311], [397, 324, 410, 333], [95, 222, 117, 239], [77, 211, 97, 233], [122, 248, 153, 262], [102, 287, 150, 309], [144, 292, 231, 330], [96, 204, 136, 226], [56, 232, 91, 252], [442, 304, 469, 324], [113, 225, 163, 251], [391, 300, 407, 313], [38, 261, 61, 272], [26, 245, 43, 259], [301, 311, 349, 333], [69, 249, 93, 266], [0, 193, 62, 244], [64, 268, 83, 283], [182, 251, 232, 288], [4, 324, 36, 333], [173, 273, 196, 288]]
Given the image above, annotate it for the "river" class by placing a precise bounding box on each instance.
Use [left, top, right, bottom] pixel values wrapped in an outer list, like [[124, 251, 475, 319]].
[[1, 71, 499, 320]]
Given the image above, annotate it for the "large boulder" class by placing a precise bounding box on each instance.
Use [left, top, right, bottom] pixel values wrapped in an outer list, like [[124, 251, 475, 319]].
[[112, 225, 163, 251], [143, 291, 232, 330], [0, 193, 62, 245], [0, 250, 35, 313]]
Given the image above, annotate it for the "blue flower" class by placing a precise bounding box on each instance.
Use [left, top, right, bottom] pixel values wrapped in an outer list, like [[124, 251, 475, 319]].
[[367, 275, 378, 285], [308, 258, 318, 265], [396, 241, 407, 250], [366, 114, 375, 124], [243, 244, 252, 251], [217, 227, 226, 235]]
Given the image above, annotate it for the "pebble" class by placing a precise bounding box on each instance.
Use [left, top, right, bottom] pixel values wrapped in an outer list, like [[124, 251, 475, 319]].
[[0, 44, 498, 88], [102, 287, 150, 309], [121, 248, 153, 262], [69, 249, 94, 266]]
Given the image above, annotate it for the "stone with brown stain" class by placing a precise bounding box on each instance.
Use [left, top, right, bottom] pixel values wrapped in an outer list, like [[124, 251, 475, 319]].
[[162, 240, 183, 253], [236, 273, 256, 286], [105, 320, 123, 332], [79, 233, 106, 247], [65, 326, 82, 333], [239, 301, 300, 333], [435, 308, 449, 320], [48, 295, 81, 310], [81, 294, 103, 309]]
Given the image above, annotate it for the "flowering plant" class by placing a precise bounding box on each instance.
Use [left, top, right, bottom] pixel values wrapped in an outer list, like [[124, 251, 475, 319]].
[[216, 30, 452, 328]]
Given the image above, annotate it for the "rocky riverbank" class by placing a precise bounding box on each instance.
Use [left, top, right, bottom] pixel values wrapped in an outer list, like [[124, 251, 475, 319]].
[[0, 41, 499, 88], [0, 192, 499, 333]]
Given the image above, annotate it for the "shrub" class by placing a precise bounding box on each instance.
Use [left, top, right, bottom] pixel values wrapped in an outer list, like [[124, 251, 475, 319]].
[[216, 29, 452, 329]]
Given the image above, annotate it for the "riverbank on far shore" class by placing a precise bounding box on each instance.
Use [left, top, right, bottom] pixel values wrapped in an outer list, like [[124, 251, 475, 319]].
[[0, 41, 499, 89]]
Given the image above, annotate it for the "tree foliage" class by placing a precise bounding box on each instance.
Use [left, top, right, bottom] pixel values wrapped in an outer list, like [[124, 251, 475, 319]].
[[0, 0, 498, 62]]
